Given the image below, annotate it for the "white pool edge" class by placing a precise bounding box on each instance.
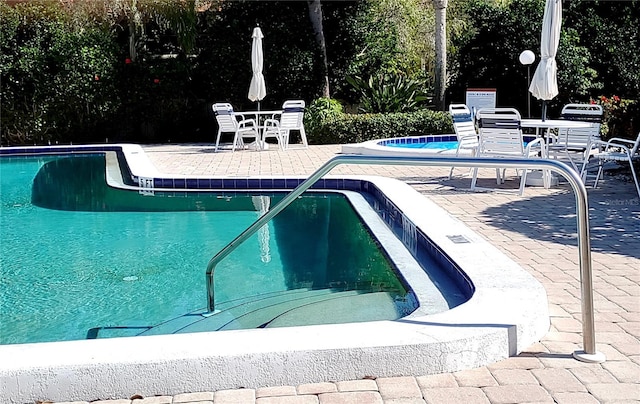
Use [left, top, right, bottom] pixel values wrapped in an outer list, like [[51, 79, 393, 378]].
[[0, 145, 550, 403]]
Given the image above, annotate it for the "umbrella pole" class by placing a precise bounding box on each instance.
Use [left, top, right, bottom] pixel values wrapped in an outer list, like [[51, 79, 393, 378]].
[[542, 101, 547, 122]]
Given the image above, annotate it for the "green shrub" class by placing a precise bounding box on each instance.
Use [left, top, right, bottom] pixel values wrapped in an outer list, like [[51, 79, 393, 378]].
[[0, 1, 119, 145], [304, 97, 344, 139], [309, 109, 452, 145], [346, 73, 430, 113]]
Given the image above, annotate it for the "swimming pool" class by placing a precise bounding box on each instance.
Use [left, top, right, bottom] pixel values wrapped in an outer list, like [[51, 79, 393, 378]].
[[1, 153, 450, 344], [342, 135, 463, 156], [0, 144, 549, 403]]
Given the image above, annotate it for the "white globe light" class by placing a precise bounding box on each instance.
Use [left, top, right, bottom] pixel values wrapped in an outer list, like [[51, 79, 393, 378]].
[[519, 50, 535, 65]]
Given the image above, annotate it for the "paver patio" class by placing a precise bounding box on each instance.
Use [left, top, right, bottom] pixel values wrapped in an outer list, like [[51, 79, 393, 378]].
[[50, 144, 639, 404]]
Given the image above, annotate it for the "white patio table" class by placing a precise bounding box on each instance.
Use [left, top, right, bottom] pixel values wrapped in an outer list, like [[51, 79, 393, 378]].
[[521, 118, 595, 187], [234, 110, 283, 150]]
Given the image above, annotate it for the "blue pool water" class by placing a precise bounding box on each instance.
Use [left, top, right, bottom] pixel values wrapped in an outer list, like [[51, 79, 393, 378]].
[[0, 154, 422, 344], [383, 140, 459, 150]]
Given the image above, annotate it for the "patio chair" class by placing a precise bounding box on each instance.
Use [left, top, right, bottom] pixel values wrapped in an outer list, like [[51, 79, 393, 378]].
[[547, 103, 603, 180], [591, 132, 640, 198], [212, 103, 260, 152], [471, 108, 545, 196], [262, 100, 308, 150], [448, 104, 479, 179]]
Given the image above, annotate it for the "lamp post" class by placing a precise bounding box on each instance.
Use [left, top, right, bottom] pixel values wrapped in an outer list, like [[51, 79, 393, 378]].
[[519, 50, 535, 118]]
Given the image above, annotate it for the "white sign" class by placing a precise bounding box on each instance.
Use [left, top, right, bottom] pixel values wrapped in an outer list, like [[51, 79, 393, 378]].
[[465, 88, 497, 117]]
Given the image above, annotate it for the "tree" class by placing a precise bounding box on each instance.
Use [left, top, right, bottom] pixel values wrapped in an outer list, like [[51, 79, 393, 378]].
[[307, 0, 330, 97], [432, 0, 447, 111]]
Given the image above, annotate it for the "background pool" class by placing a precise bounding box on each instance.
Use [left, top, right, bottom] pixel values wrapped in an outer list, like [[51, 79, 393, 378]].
[[383, 140, 459, 150]]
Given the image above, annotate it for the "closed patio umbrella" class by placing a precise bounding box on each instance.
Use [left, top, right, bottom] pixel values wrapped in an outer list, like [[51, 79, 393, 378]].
[[529, 0, 562, 121], [248, 27, 266, 110]]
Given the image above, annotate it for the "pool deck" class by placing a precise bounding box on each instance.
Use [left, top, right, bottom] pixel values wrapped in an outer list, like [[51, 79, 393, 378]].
[[51, 143, 638, 404]]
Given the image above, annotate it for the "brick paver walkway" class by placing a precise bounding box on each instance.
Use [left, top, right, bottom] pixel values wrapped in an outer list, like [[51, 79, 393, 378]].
[[55, 144, 639, 404]]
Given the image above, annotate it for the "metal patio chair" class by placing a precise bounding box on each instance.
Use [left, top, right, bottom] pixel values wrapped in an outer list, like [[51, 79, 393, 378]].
[[262, 100, 308, 150], [590, 131, 640, 198], [213, 103, 260, 152], [547, 103, 603, 181], [471, 108, 545, 196], [448, 104, 479, 179]]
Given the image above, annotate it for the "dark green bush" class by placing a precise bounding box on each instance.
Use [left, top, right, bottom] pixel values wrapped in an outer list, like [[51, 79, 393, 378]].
[[0, 1, 119, 145], [309, 109, 453, 145], [346, 73, 431, 113], [304, 97, 344, 138]]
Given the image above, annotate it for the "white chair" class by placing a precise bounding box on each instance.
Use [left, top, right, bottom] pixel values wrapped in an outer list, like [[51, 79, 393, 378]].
[[471, 108, 545, 196], [547, 104, 603, 180], [262, 100, 308, 149], [591, 132, 640, 198], [448, 104, 479, 179], [212, 103, 260, 152]]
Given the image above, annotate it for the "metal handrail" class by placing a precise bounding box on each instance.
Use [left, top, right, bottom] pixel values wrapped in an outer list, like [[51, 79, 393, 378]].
[[205, 155, 605, 363]]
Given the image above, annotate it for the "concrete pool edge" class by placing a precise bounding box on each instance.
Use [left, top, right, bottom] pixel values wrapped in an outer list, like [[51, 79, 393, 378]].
[[0, 145, 550, 402]]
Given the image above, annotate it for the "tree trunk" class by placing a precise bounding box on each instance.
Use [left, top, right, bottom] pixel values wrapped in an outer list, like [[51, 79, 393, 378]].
[[433, 0, 447, 111], [307, 0, 330, 98]]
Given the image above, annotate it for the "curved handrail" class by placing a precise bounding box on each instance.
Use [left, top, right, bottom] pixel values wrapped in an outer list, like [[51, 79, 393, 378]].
[[206, 154, 604, 363]]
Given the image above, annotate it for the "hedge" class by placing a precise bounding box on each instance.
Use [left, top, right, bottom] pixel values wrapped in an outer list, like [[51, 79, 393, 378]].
[[308, 109, 453, 145]]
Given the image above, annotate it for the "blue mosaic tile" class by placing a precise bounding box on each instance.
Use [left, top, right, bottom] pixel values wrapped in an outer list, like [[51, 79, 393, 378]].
[[186, 179, 198, 189], [285, 178, 301, 189], [247, 179, 260, 189], [210, 179, 223, 189], [259, 178, 273, 189], [273, 179, 286, 189], [234, 179, 249, 189], [197, 178, 211, 189], [174, 178, 186, 189], [343, 179, 360, 191]]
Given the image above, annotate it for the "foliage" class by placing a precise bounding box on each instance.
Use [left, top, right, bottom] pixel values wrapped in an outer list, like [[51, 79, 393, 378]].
[[309, 109, 453, 145], [564, 1, 640, 101], [323, 0, 435, 104], [0, 1, 120, 144], [346, 74, 431, 113], [590, 96, 638, 140], [448, 0, 597, 118], [304, 97, 344, 140]]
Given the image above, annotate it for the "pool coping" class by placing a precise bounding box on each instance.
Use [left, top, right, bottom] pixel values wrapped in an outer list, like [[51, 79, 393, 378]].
[[0, 144, 549, 403]]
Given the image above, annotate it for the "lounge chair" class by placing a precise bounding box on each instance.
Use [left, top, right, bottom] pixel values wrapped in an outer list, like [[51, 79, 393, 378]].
[[591, 132, 640, 198], [448, 104, 479, 179], [212, 103, 260, 152]]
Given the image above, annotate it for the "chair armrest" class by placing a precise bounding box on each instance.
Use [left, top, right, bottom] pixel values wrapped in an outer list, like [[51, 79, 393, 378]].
[[263, 118, 280, 128], [237, 118, 257, 128], [591, 138, 634, 150], [525, 137, 545, 154]]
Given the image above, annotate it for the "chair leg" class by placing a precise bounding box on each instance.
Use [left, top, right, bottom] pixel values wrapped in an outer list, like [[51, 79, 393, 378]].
[[470, 167, 479, 191], [628, 158, 640, 199], [593, 159, 604, 189], [215, 130, 222, 152], [519, 167, 528, 196], [300, 127, 308, 148]]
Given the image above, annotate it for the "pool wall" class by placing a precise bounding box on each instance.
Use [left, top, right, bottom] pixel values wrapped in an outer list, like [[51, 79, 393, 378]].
[[0, 144, 549, 403]]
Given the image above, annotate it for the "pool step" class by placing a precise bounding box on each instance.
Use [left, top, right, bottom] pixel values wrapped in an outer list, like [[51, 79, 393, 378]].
[[138, 288, 338, 336], [140, 288, 401, 336]]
